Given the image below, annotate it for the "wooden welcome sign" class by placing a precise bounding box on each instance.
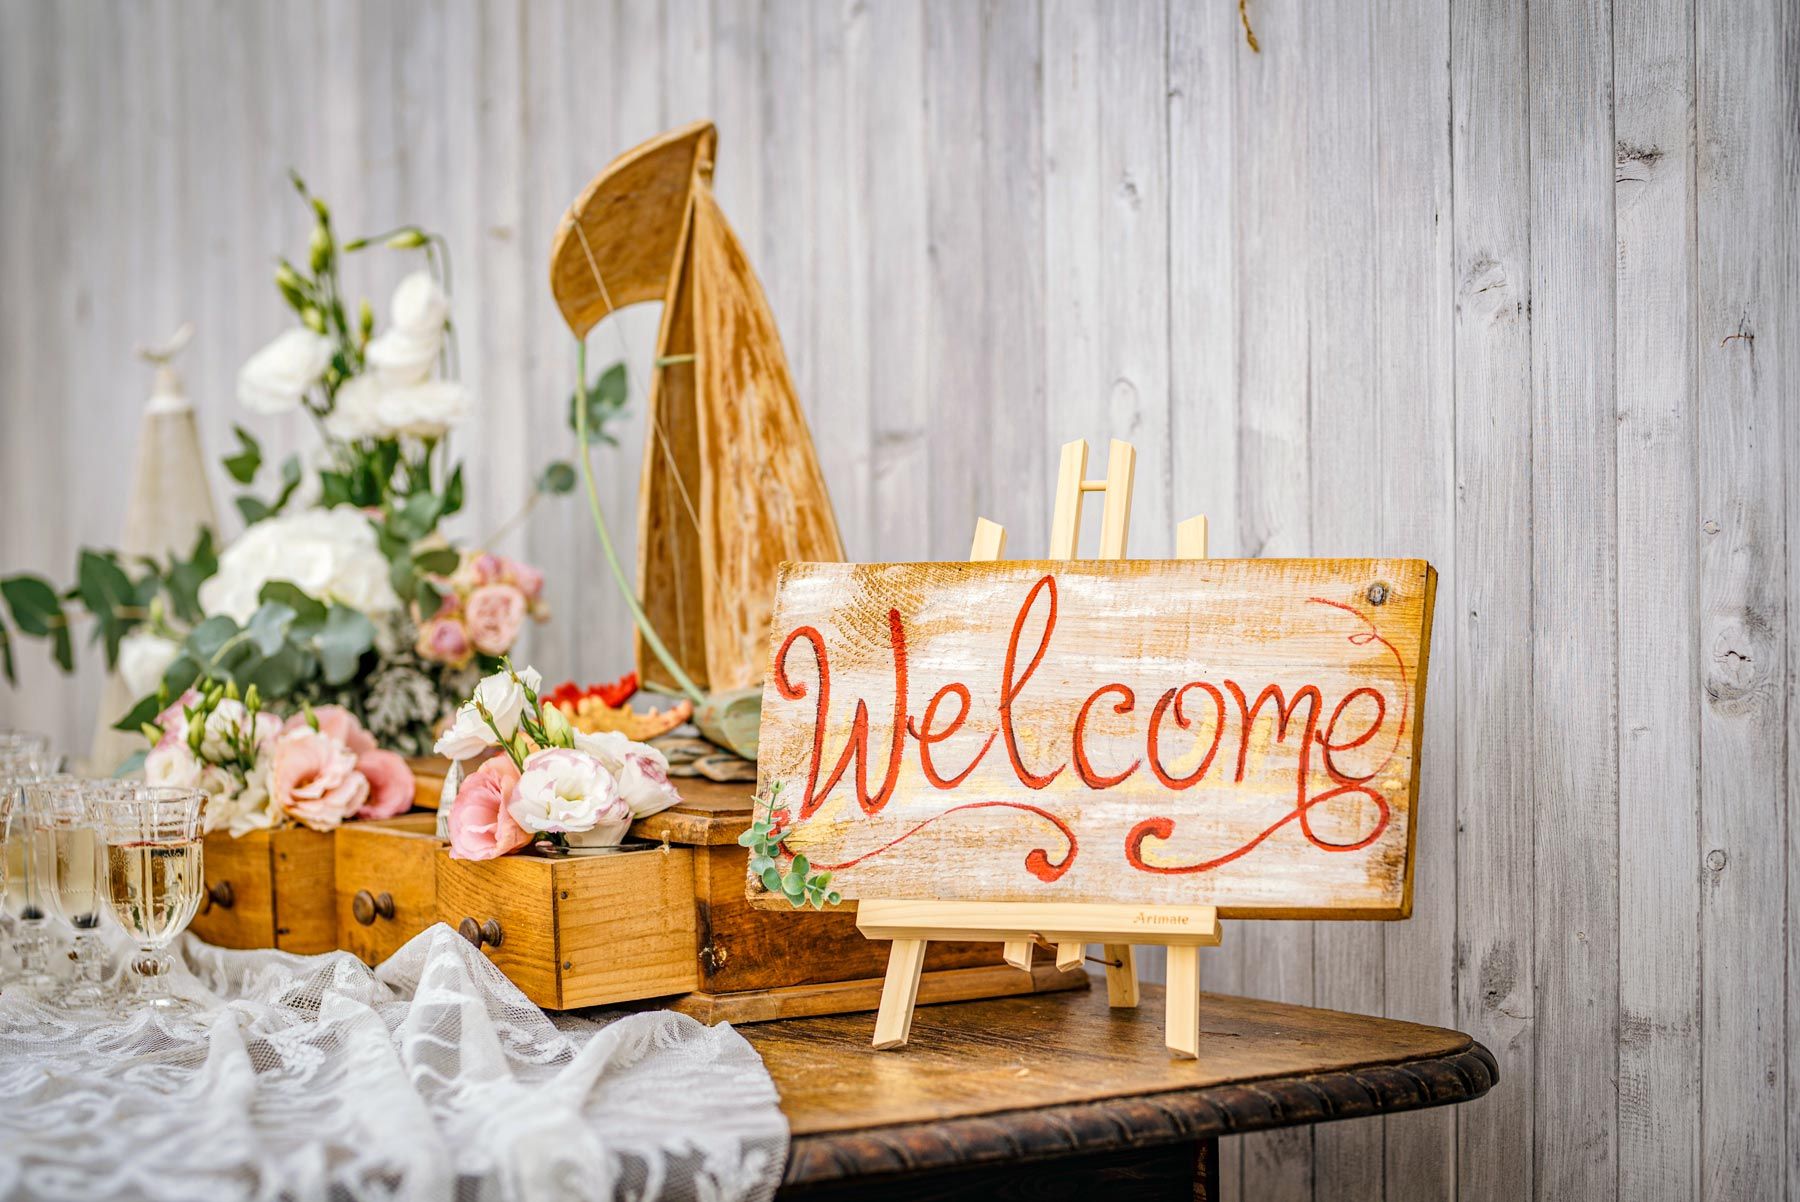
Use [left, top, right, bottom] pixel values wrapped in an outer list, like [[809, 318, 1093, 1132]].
[[751, 438, 1438, 1054], [757, 556, 1433, 917]]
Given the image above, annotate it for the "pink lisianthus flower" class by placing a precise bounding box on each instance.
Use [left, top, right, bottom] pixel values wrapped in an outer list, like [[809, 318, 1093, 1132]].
[[354, 748, 416, 820], [464, 584, 528, 656], [447, 755, 533, 861], [416, 616, 474, 667], [284, 705, 376, 755], [152, 689, 203, 751], [267, 727, 369, 832]]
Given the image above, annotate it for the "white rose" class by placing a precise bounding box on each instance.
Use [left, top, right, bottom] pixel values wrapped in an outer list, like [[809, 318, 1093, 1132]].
[[471, 665, 542, 740], [389, 270, 450, 337], [365, 326, 441, 388], [324, 374, 387, 441], [199, 507, 401, 623], [145, 743, 203, 789], [379, 380, 469, 439], [509, 747, 628, 836], [238, 328, 333, 414], [203, 762, 278, 837], [118, 631, 181, 697], [433, 702, 498, 760]]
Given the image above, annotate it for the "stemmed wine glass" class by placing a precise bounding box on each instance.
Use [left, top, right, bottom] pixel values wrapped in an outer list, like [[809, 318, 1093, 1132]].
[[92, 783, 207, 1012], [24, 778, 112, 1008], [1, 743, 62, 994]]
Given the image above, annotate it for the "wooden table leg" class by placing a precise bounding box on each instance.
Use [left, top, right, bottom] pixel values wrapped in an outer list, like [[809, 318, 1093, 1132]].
[[872, 938, 927, 1050], [1193, 1136, 1221, 1201], [1165, 944, 1200, 1059]]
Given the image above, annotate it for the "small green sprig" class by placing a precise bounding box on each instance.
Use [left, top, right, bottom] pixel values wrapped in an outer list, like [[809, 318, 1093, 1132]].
[[739, 782, 839, 910]]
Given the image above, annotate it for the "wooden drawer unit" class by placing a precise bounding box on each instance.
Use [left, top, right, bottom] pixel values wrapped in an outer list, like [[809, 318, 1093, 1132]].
[[334, 812, 443, 967], [190, 827, 336, 953], [435, 842, 699, 1010]]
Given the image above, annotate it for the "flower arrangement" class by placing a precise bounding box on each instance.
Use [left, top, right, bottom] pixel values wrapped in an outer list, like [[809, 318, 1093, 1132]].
[[437, 663, 682, 860], [142, 678, 414, 837], [0, 174, 589, 764]]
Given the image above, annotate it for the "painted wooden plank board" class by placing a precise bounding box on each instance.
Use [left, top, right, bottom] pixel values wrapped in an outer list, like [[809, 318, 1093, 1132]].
[[1613, 0, 1702, 1196], [1695, 0, 1790, 1195], [1448, 0, 1537, 1198], [755, 557, 1435, 915], [1529, 0, 1621, 1194], [1299, 1, 1385, 1194], [1368, 0, 1457, 1197]]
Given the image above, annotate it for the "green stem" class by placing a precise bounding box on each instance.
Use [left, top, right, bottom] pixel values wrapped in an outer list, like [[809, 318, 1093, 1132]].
[[574, 339, 706, 705]]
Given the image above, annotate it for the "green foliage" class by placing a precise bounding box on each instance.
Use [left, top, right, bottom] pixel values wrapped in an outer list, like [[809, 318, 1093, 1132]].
[[537, 461, 578, 495], [567, 361, 628, 446], [223, 425, 263, 484], [736, 783, 839, 910]]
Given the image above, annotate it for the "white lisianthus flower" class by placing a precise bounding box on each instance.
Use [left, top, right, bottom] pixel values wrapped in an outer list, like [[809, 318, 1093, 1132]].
[[117, 630, 182, 698], [470, 665, 541, 740], [365, 327, 440, 387], [145, 742, 203, 789], [199, 700, 250, 762], [573, 729, 682, 818], [324, 374, 387, 441], [379, 379, 469, 439], [238, 328, 333, 414], [433, 702, 498, 760], [199, 507, 401, 623], [389, 270, 450, 336], [509, 747, 629, 837], [203, 762, 278, 838]]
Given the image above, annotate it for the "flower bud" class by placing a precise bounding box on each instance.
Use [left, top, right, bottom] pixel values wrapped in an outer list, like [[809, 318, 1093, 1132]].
[[223, 680, 239, 702], [309, 224, 332, 272], [311, 195, 330, 223], [540, 701, 575, 749], [244, 683, 260, 713], [358, 299, 375, 340], [302, 701, 320, 731], [140, 723, 163, 745], [302, 306, 325, 334], [386, 228, 429, 250]]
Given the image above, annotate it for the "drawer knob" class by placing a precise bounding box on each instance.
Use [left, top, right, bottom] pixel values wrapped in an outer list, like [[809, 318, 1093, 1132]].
[[352, 890, 395, 925], [457, 916, 504, 949], [201, 880, 234, 913]]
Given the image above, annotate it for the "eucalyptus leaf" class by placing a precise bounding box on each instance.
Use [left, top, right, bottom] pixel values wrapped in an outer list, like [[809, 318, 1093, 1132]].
[[790, 853, 809, 878], [412, 548, 459, 576], [537, 462, 578, 495], [244, 602, 298, 656], [760, 866, 783, 893], [186, 615, 240, 664], [313, 605, 375, 685], [249, 641, 309, 697], [258, 581, 328, 626]]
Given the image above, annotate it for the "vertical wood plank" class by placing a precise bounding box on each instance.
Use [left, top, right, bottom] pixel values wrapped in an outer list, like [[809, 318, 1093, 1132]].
[[1695, 0, 1790, 1195], [861, 0, 930, 563], [1613, 0, 1702, 1195], [1233, 0, 1313, 1196], [1165, 4, 1242, 1190], [1529, 0, 1620, 1195], [1301, 0, 1383, 1193], [1371, 0, 1457, 1196], [1449, 0, 1535, 1198]]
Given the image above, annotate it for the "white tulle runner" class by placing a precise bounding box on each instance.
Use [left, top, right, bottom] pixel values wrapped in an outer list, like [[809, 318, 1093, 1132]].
[[0, 924, 787, 1202]]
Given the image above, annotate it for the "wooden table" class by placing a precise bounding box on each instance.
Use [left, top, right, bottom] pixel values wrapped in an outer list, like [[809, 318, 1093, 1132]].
[[743, 976, 1496, 1199]]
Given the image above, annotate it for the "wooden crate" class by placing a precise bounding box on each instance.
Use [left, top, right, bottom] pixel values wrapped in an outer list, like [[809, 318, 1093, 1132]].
[[436, 842, 698, 1009], [335, 812, 443, 967], [628, 780, 1086, 1023], [190, 826, 336, 953]]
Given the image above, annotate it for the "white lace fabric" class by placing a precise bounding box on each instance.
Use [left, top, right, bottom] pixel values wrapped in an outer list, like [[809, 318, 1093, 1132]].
[[0, 924, 787, 1202]]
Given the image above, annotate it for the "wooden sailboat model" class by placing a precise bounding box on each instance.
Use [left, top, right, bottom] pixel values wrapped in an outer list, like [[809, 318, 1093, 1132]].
[[549, 121, 844, 703]]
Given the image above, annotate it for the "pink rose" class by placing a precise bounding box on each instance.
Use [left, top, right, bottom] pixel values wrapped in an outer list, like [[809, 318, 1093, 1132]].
[[464, 584, 527, 656], [267, 727, 369, 831], [447, 755, 533, 861], [471, 553, 503, 585], [416, 617, 474, 667], [508, 560, 545, 600], [354, 748, 416, 820], [287, 705, 377, 755]]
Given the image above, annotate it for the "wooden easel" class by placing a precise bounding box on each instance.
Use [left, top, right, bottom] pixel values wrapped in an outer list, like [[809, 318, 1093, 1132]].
[[857, 438, 1224, 1057]]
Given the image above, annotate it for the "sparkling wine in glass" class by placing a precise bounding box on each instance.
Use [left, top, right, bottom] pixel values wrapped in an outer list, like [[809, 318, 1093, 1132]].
[[95, 784, 206, 1012], [25, 779, 112, 1007], [1, 763, 60, 993]]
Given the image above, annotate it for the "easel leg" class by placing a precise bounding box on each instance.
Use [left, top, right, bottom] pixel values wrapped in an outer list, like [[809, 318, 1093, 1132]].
[[1102, 944, 1139, 1007], [1165, 944, 1201, 1059], [872, 939, 928, 1050], [1002, 939, 1033, 972]]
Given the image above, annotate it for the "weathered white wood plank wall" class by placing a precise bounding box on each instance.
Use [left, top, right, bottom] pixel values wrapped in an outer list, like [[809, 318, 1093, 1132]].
[[0, 2, 1795, 1198]]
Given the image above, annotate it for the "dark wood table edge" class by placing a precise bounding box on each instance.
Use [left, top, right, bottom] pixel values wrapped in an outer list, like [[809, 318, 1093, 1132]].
[[779, 1039, 1499, 1190]]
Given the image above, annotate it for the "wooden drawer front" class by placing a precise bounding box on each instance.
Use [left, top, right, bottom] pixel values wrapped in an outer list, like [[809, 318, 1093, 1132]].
[[335, 814, 442, 966], [436, 846, 699, 1010], [691, 844, 1002, 993], [268, 828, 337, 953], [190, 831, 276, 948], [557, 845, 698, 1008]]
